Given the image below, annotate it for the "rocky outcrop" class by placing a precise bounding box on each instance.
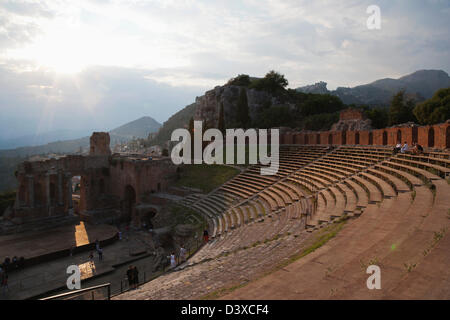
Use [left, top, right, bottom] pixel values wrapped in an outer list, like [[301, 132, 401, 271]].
[[194, 84, 293, 128], [296, 81, 329, 94]]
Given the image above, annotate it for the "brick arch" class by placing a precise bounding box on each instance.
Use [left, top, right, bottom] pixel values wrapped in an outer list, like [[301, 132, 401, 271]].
[[34, 182, 45, 206], [99, 178, 105, 195], [316, 133, 320, 144], [382, 131, 388, 145], [328, 133, 333, 145], [446, 126, 450, 149], [19, 184, 26, 204], [355, 132, 360, 145], [369, 132, 373, 145], [341, 131, 347, 145], [396, 129, 402, 143], [412, 126, 418, 143], [123, 184, 136, 224], [428, 127, 435, 147]]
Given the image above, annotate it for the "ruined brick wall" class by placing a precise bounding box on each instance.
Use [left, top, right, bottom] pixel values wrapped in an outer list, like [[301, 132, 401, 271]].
[[339, 108, 365, 121], [280, 120, 449, 149], [433, 121, 450, 149], [90, 132, 111, 156]]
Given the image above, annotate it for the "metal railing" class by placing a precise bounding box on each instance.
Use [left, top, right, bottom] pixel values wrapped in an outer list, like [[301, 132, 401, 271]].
[[40, 283, 111, 300], [114, 229, 205, 297]]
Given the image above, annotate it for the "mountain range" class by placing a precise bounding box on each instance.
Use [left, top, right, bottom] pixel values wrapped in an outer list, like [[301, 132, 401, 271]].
[[0, 116, 161, 158], [296, 69, 450, 106]]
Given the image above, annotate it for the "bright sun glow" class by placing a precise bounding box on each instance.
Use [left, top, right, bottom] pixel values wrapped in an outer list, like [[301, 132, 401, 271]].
[[7, 10, 190, 74]]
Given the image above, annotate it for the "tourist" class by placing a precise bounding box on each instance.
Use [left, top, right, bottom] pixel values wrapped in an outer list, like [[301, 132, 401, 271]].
[[393, 142, 402, 154], [169, 252, 176, 269], [416, 143, 424, 154], [203, 229, 209, 243], [412, 142, 424, 155], [1, 268, 8, 294], [133, 266, 139, 289], [18, 257, 25, 269], [125, 225, 130, 241], [126, 265, 135, 290], [118, 231, 122, 240], [88, 251, 94, 265], [179, 245, 187, 263], [401, 141, 409, 153], [98, 248, 103, 261], [3, 257, 10, 272], [95, 239, 100, 251], [12, 256, 18, 269], [70, 245, 75, 257]]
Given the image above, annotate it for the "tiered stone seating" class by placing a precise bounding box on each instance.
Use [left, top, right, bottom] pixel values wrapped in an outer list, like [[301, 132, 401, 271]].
[[177, 146, 330, 239], [118, 145, 450, 300]]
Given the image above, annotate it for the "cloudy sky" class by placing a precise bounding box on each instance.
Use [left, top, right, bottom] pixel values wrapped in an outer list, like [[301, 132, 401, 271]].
[[0, 0, 449, 140]]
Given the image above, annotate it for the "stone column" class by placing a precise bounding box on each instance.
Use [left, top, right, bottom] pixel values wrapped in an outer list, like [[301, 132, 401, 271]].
[[46, 173, 51, 208], [14, 187, 20, 210], [27, 175, 34, 208], [67, 175, 73, 209], [58, 171, 63, 206]]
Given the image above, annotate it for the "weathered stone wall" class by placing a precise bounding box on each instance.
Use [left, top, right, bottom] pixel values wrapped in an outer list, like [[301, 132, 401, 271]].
[[339, 108, 365, 121], [10, 132, 177, 230], [280, 120, 450, 149], [331, 108, 372, 131], [90, 132, 111, 156]]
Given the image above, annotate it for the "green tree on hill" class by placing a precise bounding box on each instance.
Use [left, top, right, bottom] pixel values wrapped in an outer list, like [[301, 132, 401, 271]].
[[249, 70, 288, 94], [413, 87, 450, 125], [388, 90, 416, 126], [365, 106, 389, 129], [236, 88, 251, 128], [256, 105, 294, 128], [227, 74, 251, 87], [218, 102, 225, 133]]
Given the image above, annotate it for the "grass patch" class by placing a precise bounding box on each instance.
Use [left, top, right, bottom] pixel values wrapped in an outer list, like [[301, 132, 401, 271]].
[[411, 190, 416, 202], [175, 164, 239, 193], [0, 190, 16, 216], [423, 227, 447, 257], [168, 203, 206, 227], [404, 262, 417, 273], [276, 218, 347, 269], [200, 281, 249, 300]]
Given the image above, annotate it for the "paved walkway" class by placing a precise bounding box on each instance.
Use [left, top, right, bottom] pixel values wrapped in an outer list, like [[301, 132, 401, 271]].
[[0, 222, 117, 259], [0, 228, 155, 300]]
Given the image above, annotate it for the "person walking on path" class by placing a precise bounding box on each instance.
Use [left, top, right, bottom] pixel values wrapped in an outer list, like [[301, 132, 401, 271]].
[[125, 225, 130, 241], [179, 245, 187, 263], [0, 268, 9, 294], [127, 265, 135, 290], [88, 251, 94, 267], [133, 266, 139, 289], [168, 252, 176, 269], [203, 229, 209, 243], [98, 248, 103, 261]]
